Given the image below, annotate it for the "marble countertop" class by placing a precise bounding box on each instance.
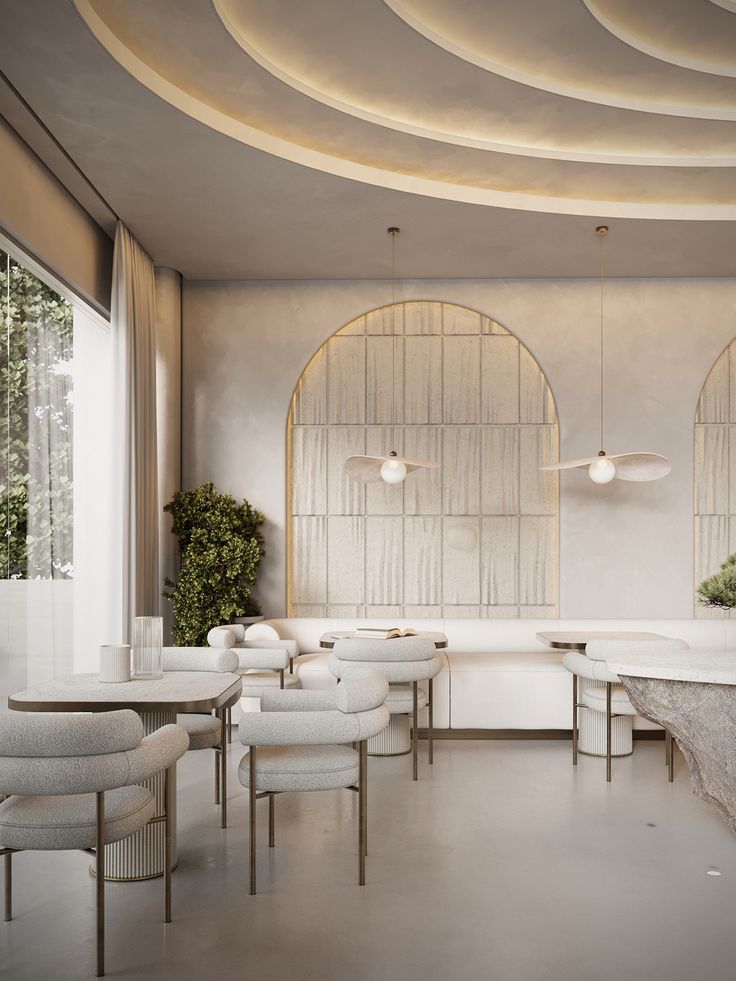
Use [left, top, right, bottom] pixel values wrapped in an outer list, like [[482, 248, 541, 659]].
[[608, 651, 736, 685]]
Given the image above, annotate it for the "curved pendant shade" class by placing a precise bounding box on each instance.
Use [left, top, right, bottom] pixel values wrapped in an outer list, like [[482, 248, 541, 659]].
[[541, 451, 671, 482], [345, 454, 441, 484]]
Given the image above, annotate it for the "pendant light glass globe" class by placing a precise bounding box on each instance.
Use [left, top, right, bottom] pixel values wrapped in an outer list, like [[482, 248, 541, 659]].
[[588, 456, 616, 484], [380, 456, 407, 484]]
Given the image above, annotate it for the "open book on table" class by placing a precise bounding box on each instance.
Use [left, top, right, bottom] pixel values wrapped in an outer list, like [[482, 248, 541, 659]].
[[353, 627, 419, 640]]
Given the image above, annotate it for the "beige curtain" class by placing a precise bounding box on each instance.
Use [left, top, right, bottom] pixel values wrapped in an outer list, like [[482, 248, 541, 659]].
[[111, 222, 158, 642]]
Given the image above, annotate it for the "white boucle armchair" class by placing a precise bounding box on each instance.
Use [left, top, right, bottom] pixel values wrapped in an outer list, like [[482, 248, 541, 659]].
[[207, 625, 301, 725], [238, 671, 389, 894], [0, 709, 189, 977], [328, 636, 441, 781]]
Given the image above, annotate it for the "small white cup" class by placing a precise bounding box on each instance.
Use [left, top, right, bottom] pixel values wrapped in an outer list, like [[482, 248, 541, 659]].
[[100, 644, 131, 683]]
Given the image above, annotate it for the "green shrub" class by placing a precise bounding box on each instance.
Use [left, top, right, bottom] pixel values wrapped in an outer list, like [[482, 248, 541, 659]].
[[163, 482, 265, 645], [697, 553, 736, 610]]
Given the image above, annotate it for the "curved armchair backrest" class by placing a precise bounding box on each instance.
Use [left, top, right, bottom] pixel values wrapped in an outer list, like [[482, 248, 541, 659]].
[[0, 711, 189, 797], [207, 626, 298, 659], [332, 636, 436, 662], [162, 646, 239, 673], [241, 671, 389, 746], [586, 638, 689, 662], [0, 709, 143, 757]]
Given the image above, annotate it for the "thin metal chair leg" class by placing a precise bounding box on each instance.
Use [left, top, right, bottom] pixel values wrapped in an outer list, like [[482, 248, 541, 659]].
[[359, 741, 366, 885], [96, 791, 105, 978], [572, 675, 578, 766], [228, 707, 233, 745], [268, 794, 275, 847], [249, 747, 257, 895], [606, 683, 612, 783], [214, 746, 221, 805], [4, 853, 11, 922], [412, 681, 418, 781], [428, 678, 434, 765], [665, 728, 671, 766], [667, 731, 674, 783], [220, 710, 228, 829], [289, 660, 294, 674], [164, 766, 173, 923], [279, 669, 284, 690]]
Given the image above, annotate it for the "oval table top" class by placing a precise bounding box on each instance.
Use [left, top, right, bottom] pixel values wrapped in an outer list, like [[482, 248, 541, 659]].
[[8, 671, 243, 713], [320, 631, 448, 649], [608, 650, 736, 686], [536, 631, 667, 651]]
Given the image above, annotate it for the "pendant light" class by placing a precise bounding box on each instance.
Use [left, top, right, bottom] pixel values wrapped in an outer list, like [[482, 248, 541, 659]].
[[345, 227, 440, 485], [540, 225, 671, 484]]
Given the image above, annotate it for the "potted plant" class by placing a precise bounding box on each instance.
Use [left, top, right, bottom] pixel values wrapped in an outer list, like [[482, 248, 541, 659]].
[[697, 554, 736, 610], [163, 482, 265, 646]]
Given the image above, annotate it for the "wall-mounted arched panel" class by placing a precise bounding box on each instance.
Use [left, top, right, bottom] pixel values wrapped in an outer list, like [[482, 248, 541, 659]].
[[287, 301, 559, 619], [694, 342, 736, 617]]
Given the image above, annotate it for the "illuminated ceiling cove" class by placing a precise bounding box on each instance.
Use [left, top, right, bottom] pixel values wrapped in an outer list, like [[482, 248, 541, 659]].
[[74, 0, 736, 220]]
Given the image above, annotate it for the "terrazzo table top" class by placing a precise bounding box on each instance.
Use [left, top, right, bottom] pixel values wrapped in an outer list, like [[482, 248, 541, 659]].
[[8, 671, 243, 713], [608, 651, 736, 685]]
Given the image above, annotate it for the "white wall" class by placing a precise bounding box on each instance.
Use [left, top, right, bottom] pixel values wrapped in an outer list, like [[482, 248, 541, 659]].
[[182, 278, 736, 620]]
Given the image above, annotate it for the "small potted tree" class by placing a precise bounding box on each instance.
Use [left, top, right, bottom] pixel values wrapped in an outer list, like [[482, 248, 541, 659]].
[[697, 554, 736, 611], [163, 482, 265, 646]]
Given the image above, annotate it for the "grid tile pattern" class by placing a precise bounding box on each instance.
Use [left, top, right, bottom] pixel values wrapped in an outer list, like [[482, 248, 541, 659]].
[[288, 302, 559, 618]]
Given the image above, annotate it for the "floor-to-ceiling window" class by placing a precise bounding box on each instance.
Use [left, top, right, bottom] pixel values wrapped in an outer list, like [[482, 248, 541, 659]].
[[0, 237, 112, 707]]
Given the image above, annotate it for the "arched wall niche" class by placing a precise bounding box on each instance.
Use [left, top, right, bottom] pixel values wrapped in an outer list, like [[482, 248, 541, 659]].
[[694, 341, 736, 618], [287, 300, 559, 619]]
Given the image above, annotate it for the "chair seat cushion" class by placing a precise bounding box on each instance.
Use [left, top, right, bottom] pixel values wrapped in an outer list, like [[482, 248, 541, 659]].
[[385, 684, 428, 715], [0, 785, 155, 851], [581, 685, 637, 716], [238, 745, 359, 792], [240, 671, 301, 695], [177, 713, 221, 750]]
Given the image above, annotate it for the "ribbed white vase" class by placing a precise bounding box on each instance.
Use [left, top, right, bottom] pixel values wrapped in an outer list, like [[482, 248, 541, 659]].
[[99, 644, 131, 683]]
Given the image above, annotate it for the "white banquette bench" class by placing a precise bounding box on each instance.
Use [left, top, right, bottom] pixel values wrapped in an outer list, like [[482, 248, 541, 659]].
[[231, 618, 733, 733]]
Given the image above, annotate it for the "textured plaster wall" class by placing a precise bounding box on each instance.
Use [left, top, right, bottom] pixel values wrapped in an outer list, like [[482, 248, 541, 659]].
[[182, 278, 736, 619]]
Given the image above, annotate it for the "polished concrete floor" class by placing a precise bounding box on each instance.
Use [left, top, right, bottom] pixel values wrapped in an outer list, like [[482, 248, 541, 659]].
[[3, 737, 736, 981]]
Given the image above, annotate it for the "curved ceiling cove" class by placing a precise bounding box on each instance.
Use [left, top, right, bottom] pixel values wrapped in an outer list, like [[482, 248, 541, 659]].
[[75, 0, 736, 220], [584, 0, 736, 77]]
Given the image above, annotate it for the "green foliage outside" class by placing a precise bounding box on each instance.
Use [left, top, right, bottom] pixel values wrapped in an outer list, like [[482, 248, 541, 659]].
[[0, 250, 73, 580], [697, 553, 736, 610], [163, 482, 265, 646]]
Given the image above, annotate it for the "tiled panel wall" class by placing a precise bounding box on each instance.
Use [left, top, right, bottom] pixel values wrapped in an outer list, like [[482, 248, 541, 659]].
[[694, 343, 736, 618], [288, 302, 559, 619]]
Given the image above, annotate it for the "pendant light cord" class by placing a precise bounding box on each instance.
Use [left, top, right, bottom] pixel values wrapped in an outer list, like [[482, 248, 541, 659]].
[[388, 227, 399, 453], [597, 225, 607, 454]]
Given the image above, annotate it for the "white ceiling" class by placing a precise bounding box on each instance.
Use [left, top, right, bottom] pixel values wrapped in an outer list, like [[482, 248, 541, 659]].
[[0, 0, 735, 278]]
